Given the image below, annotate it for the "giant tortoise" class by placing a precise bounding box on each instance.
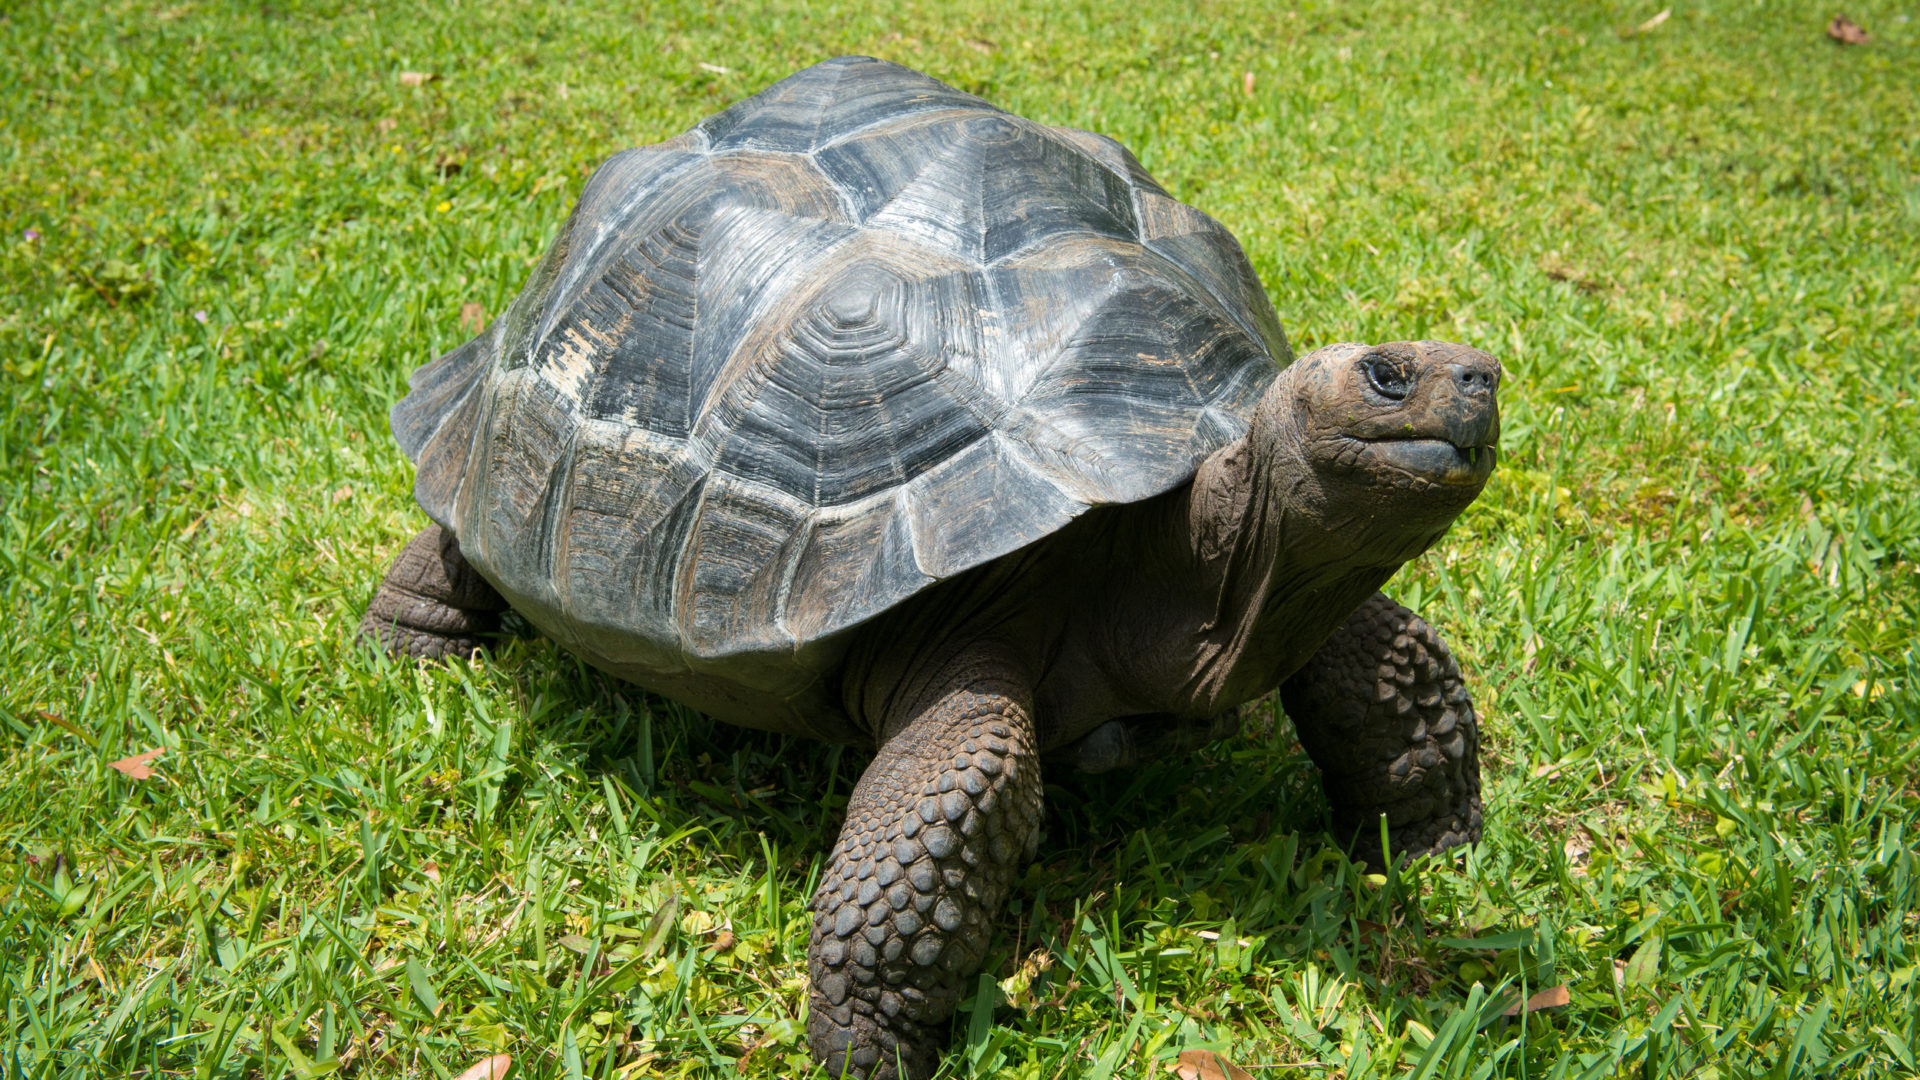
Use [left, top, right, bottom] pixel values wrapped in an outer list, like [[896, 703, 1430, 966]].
[[361, 55, 1500, 1079]]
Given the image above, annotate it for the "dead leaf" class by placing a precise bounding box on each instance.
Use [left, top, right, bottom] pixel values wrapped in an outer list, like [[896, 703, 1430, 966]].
[[1625, 8, 1671, 35], [107, 748, 165, 780], [460, 301, 487, 333], [421, 860, 441, 883], [398, 71, 441, 86], [1241, 71, 1255, 97], [31, 709, 95, 745], [87, 955, 118, 994], [697, 62, 731, 75], [1541, 253, 1607, 294], [1562, 826, 1594, 875], [1175, 1049, 1255, 1080], [451, 1054, 512, 1080], [1827, 15, 1869, 44], [1502, 984, 1572, 1016], [711, 928, 737, 952]]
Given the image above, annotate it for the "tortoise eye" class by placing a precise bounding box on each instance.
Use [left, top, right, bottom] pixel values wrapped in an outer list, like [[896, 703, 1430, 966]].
[[1364, 358, 1412, 400]]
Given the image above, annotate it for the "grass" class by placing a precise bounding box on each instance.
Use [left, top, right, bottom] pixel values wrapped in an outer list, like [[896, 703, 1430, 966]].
[[2, 0, 1918, 1076]]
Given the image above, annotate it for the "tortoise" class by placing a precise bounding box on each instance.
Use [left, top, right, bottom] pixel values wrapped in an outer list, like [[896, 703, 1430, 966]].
[[361, 56, 1500, 1079]]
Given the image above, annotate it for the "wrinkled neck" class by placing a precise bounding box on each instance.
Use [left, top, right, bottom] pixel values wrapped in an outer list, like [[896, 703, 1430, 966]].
[[1186, 371, 1335, 591], [1171, 400, 1360, 710]]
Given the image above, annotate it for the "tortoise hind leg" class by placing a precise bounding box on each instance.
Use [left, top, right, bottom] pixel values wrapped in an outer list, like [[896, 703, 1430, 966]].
[[1280, 592, 1482, 869], [808, 647, 1044, 1079], [358, 525, 509, 660]]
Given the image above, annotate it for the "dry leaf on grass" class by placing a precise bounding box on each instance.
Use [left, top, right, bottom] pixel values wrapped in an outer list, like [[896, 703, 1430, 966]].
[[1562, 826, 1594, 876], [107, 748, 165, 779], [1541, 253, 1608, 294], [698, 62, 731, 75], [1827, 15, 1869, 44], [1502, 984, 1572, 1016], [1622, 8, 1671, 36], [1175, 1049, 1255, 1080], [399, 71, 441, 86], [1241, 71, 1255, 96], [460, 301, 487, 333], [33, 709, 94, 744], [451, 1054, 512, 1080]]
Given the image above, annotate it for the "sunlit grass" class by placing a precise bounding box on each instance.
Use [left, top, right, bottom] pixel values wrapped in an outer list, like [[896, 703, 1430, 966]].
[[3, 1, 1917, 1077]]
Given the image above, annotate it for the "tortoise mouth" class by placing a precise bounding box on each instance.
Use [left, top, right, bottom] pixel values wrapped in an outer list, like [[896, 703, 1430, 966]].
[[1354, 436, 1498, 486]]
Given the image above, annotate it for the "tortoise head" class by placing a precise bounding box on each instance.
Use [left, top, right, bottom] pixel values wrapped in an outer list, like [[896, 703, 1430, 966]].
[[1254, 340, 1502, 561]]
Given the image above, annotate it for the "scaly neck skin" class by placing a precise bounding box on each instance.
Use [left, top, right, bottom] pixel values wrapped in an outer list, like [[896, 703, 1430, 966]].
[[1142, 366, 1446, 717]]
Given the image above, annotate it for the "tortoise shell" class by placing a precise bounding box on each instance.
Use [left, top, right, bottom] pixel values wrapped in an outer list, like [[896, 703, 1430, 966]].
[[391, 56, 1289, 726]]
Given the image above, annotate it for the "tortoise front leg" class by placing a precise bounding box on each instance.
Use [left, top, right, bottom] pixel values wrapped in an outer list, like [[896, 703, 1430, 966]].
[[358, 525, 510, 660], [808, 648, 1044, 1080], [1280, 592, 1482, 869]]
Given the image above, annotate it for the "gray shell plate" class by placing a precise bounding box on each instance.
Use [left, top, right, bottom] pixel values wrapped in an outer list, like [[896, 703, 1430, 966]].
[[392, 56, 1289, 731]]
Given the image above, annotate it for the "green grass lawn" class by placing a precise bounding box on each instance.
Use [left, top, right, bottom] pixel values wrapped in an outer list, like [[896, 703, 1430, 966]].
[[4, 0, 1918, 1076]]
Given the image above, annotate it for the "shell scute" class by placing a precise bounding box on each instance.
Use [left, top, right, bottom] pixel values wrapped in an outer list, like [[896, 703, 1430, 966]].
[[679, 475, 813, 653], [557, 420, 706, 648], [816, 112, 1137, 264], [469, 371, 575, 614], [1134, 188, 1288, 362], [904, 435, 1079, 579], [1045, 127, 1173, 200], [785, 492, 927, 644], [698, 56, 994, 154]]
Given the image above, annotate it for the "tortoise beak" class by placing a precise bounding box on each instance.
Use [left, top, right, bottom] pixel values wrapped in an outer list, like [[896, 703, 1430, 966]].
[[1386, 345, 1500, 486], [1432, 357, 1501, 452]]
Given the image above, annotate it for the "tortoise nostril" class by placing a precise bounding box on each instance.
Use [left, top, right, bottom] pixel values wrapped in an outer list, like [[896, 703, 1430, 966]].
[[1448, 364, 1496, 396]]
